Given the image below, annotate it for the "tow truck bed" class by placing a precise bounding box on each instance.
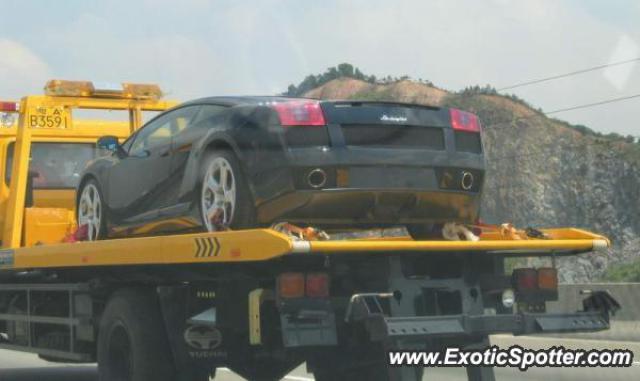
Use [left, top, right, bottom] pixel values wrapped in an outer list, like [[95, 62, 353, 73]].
[[0, 227, 609, 271]]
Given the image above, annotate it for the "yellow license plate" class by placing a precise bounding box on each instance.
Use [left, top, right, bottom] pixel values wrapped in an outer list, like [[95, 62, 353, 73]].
[[28, 107, 69, 129]]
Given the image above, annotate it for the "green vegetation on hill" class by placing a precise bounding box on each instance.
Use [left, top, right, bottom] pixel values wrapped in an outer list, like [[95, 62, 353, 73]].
[[601, 258, 640, 282], [284, 63, 435, 97], [284, 63, 375, 97], [452, 85, 638, 144]]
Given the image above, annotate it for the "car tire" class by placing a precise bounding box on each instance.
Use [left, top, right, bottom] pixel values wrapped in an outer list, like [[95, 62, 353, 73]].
[[199, 150, 256, 231], [97, 288, 175, 381], [77, 179, 107, 240]]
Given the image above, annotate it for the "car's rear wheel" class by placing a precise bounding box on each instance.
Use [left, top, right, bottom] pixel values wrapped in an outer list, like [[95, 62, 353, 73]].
[[77, 179, 107, 240], [200, 150, 255, 231]]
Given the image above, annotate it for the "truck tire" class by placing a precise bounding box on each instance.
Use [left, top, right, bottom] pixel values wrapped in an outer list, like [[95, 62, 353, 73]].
[[97, 288, 175, 381]]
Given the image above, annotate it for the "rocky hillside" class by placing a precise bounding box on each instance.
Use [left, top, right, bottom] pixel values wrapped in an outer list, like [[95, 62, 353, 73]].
[[297, 77, 640, 283]]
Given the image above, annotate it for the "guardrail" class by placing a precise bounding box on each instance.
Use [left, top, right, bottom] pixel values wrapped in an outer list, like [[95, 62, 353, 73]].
[[543, 283, 640, 342], [549, 283, 640, 321]]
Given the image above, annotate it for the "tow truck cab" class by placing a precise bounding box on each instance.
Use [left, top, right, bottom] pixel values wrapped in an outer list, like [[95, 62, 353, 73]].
[[0, 80, 177, 247]]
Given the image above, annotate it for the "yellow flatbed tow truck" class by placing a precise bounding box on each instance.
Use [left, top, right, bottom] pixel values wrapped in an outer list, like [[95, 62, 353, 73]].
[[0, 83, 620, 381]]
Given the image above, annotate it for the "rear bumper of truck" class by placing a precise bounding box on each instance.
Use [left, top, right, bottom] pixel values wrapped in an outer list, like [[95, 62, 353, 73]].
[[277, 298, 617, 349], [365, 310, 611, 342]]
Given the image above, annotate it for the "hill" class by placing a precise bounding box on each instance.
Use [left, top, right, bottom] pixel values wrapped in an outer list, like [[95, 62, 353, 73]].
[[286, 70, 640, 282]]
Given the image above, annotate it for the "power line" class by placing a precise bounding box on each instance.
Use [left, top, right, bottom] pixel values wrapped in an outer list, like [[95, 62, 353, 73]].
[[480, 92, 640, 132], [497, 57, 640, 91], [545, 93, 640, 115]]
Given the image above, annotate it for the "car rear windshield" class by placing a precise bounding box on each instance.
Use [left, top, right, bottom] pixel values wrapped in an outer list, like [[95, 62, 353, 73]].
[[5, 142, 100, 189]]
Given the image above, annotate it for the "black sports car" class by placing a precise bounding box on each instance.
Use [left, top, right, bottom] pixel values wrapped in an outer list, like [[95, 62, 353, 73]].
[[76, 96, 485, 240]]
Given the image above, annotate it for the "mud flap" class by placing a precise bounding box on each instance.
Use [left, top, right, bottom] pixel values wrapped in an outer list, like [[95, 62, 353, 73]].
[[157, 286, 224, 377], [281, 308, 338, 347]]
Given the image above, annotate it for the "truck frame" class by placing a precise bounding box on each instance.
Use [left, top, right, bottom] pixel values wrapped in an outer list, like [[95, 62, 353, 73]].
[[0, 86, 620, 381]]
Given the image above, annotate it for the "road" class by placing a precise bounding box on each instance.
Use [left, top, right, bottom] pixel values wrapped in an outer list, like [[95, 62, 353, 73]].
[[1, 336, 638, 381]]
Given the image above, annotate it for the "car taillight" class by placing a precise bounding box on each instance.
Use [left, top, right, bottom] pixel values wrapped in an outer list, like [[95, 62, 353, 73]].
[[450, 108, 481, 133], [277, 272, 305, 298], [0, 102, 19, 112], [537, 267, 558, 290], [273, 101, 326, 126], [306, 273, 329, 298]]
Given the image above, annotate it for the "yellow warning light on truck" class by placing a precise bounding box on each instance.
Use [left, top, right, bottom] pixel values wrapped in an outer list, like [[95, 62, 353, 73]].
[[44, 80, 164, 100]]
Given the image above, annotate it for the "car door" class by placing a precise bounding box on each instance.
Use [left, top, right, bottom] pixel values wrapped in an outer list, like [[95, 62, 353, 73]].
[[165, 104, 229, 210], [107, 106, 198, 224]]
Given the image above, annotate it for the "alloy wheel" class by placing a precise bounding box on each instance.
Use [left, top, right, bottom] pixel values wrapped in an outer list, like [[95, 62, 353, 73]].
[[78, 183, 102, 240], [202, 157, 236, 231]]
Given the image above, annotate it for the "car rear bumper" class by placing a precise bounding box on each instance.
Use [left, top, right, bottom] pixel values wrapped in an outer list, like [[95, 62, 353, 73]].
[[256, 188, 481, 225], [252, 147, 484, 225]]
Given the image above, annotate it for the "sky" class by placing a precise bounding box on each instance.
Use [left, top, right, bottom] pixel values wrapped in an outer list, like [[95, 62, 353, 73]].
[[1, 0, 639, 135]]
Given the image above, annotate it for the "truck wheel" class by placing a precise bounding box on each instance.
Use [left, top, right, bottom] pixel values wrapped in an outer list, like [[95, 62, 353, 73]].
[[97, 288, 175, 381], [77, 179, 107, 240], [199, 150, 256, 231]]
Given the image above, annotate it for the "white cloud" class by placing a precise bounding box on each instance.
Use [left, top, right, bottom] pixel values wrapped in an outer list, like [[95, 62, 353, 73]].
[[0, 39, 50, 98]]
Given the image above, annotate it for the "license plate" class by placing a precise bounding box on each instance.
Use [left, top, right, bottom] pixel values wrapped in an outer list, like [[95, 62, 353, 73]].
[[28, 107, 68, 129]]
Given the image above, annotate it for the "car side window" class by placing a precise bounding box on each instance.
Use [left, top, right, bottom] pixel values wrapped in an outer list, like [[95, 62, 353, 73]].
[[121, 131, 137, 152], [190, 105, 228, 129], [129, 106, 198, 156]]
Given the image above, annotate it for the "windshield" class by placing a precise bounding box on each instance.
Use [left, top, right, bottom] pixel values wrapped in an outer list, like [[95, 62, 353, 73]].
[[5, 142, 98, 189]]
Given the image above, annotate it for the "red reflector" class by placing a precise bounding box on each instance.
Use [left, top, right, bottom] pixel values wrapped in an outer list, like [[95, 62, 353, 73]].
[[273, 101, 326, 126], [0, 102, 18, 112], [278, 272, 305, 298], [537, 267, 558, 290], [514, 268, 537, 290], [450, 108, 481, 132], [305, 273, 329, 298]]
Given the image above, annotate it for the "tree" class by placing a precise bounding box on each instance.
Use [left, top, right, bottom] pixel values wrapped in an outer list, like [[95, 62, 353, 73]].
[[283, 63, 378, 96], [337, 63, 355, 77]]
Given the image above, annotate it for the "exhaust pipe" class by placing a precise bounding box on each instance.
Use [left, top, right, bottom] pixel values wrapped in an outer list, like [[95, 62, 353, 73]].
[[307, 168, 327, 189], [461, 171, 474, 190]]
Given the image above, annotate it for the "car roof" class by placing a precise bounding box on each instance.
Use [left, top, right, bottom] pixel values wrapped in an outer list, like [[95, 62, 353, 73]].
[[181, 95, 316, 107]]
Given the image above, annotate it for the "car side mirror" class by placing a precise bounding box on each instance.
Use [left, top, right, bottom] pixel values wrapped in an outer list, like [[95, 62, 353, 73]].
[[97, 136, 122, 154]]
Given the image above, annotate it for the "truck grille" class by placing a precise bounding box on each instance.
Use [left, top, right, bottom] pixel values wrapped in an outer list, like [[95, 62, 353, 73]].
[[341, 124, 445, 150]]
